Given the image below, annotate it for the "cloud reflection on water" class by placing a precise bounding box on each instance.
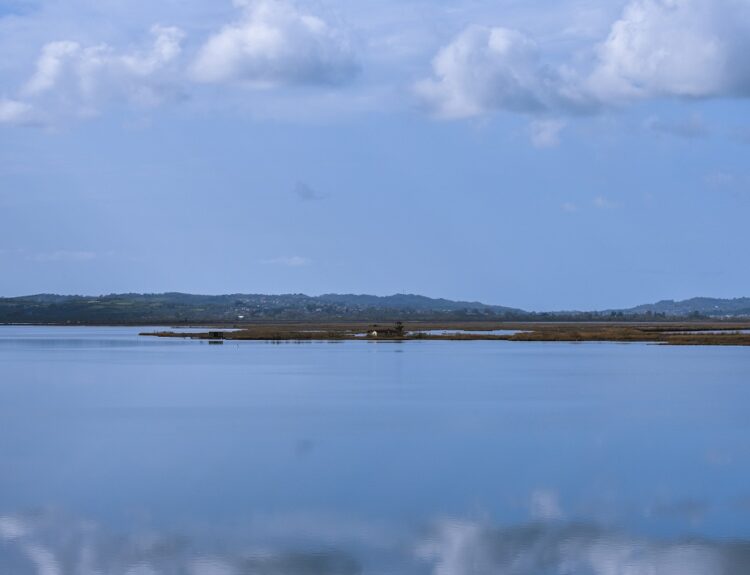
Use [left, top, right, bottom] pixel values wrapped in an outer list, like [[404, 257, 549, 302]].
[[2, 511, 750, 575], [419, 519, 750, 575]]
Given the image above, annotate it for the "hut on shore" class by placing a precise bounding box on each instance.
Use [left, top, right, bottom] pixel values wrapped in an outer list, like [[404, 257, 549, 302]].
[[367, 322, 405, 338]]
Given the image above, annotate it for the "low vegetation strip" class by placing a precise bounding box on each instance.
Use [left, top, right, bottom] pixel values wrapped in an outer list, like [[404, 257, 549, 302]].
[[142, 322, 750, 346]]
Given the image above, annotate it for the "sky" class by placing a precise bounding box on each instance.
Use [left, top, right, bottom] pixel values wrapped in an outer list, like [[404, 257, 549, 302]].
[[0, 0, 749, 310]]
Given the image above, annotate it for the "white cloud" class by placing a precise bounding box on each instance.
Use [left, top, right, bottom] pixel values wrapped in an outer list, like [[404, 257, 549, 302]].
[[261, 255, 312, 267], [594, 196, 620, 209], [530, 119, 566, 148], [23, 40, 80, 96], [589, 0, 750, 102], [414, 26, 588, 119], [121, 25, 184, 77], [191, 0, 358, 88], [417, 0, 750, 122], [4, 0, 750, 130], [31, 250, 98, 262], [706, 171, 735, 186], [0, 98, 32, 123], [704, 171, 741, 191], [19, 25, 184, 117]]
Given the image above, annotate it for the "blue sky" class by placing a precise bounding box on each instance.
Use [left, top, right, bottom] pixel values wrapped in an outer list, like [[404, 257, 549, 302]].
[[1, 0, 749, 310]]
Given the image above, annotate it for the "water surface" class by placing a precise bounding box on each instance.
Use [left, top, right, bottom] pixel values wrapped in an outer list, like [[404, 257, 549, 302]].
[[1, 326, 749, 574], [410, 329, 524, 336]]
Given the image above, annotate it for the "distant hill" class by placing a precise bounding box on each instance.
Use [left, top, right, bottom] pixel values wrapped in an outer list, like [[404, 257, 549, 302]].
[[316, 293, 505, 312], [0, 292, 525, 324], [622, 297, 750, 318], [1, 293, 748, 324]]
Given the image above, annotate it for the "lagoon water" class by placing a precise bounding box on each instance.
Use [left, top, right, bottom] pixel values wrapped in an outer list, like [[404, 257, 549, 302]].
[[1, 326, 750, 574], [410, 329, 524, 336]]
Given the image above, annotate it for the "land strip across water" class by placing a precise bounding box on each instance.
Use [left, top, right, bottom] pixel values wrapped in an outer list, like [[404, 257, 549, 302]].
[[142, 322, 750, 346]]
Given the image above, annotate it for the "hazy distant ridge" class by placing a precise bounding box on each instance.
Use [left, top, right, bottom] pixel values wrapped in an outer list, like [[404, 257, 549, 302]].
[[622, 297, 750, 317], [1, 293, 748, 324], [316, 293, 506, 311], [0, 292, 524, 324]]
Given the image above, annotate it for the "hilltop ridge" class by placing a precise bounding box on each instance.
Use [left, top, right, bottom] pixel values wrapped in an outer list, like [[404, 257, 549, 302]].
[[1, 293, 748, 324]]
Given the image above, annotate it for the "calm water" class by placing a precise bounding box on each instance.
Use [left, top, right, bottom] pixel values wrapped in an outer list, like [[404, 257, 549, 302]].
[[1, 326, 750, 574], [669, 330, 750, 335], [410, 329, 524, 336]]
